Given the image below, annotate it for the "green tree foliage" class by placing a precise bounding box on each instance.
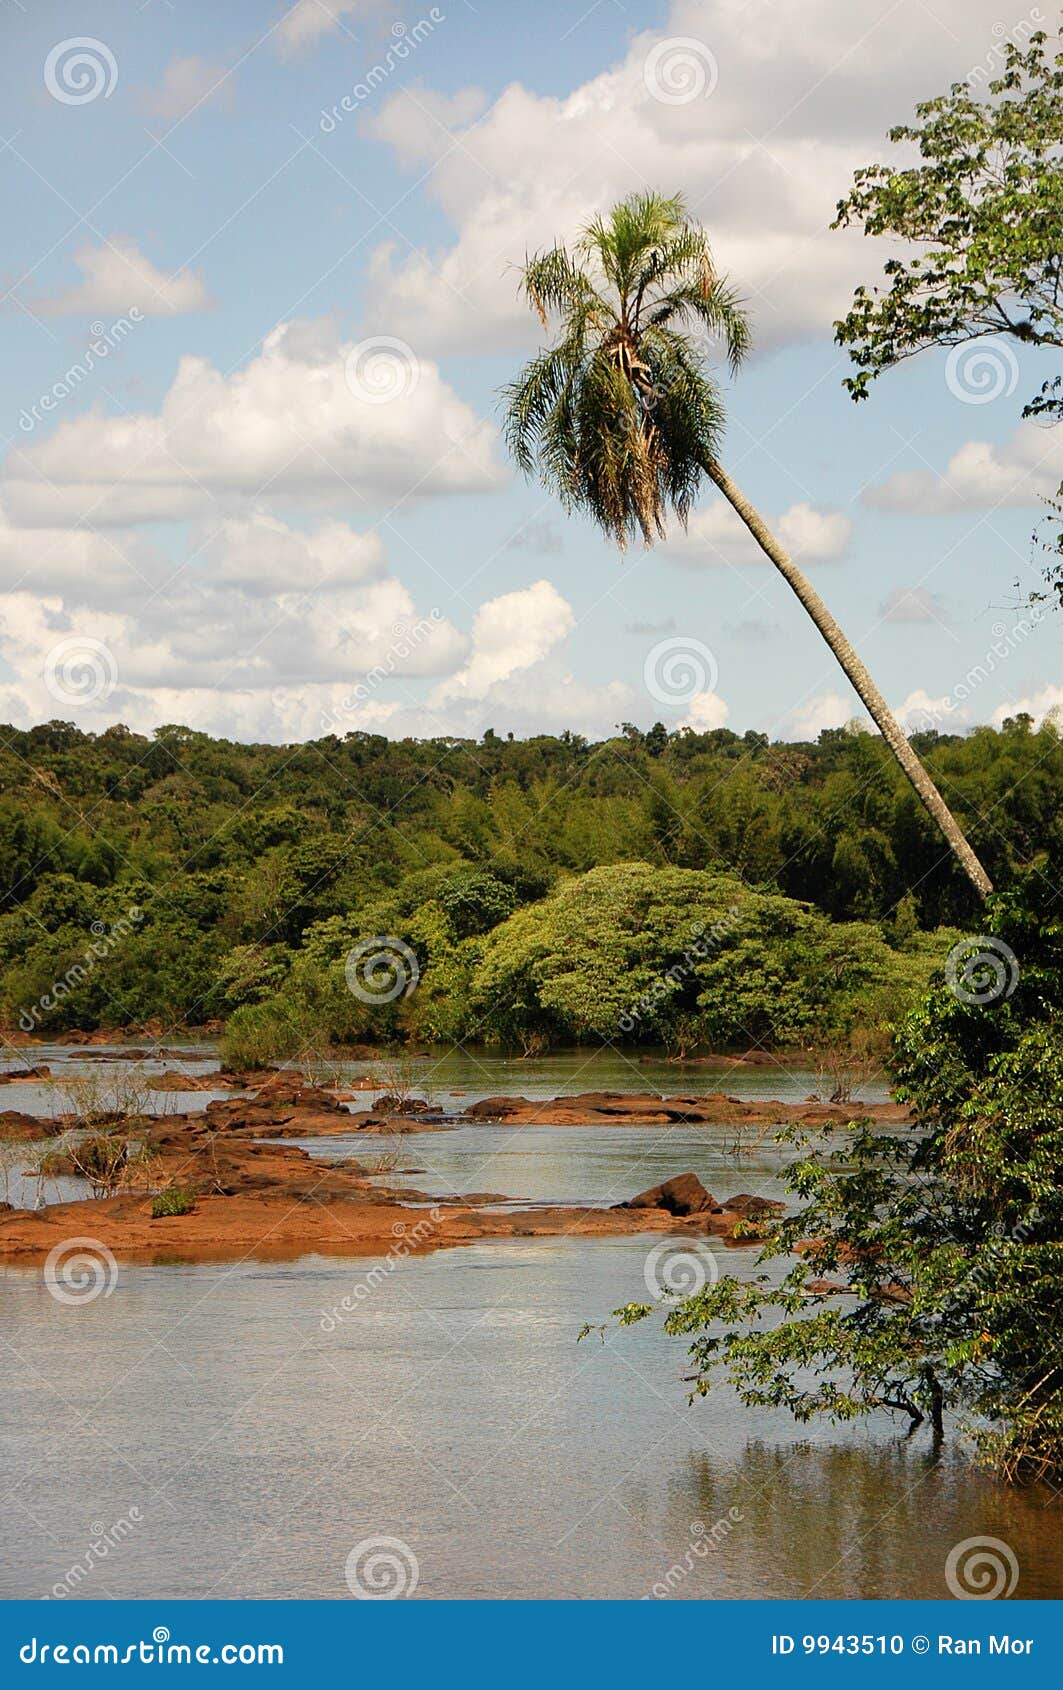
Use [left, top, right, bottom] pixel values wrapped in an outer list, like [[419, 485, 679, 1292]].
[[834, 31, 1063, 406], [610, 878, 1063, 1485], [1, 716, 1059, 1039]]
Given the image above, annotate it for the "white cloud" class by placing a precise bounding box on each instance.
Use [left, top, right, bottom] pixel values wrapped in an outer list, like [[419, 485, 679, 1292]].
[[991, 687, 1063, 730], [435, 579, 574, 701], [894, 688, 969, 734], [2, 320, 505, 528], [32, 238, 211, 319], [274, 0, 391, 56], [206, 513, 386, 596], [141, 56, 234, 121], [788, 689, 862, 738], [663, 497, 851, 567], [866, 424, 1063, 515], [362, 0, 1016, 354], [681, 690, 729, 731], [880, 587, 949, 625], [0, 505, 157, 600]]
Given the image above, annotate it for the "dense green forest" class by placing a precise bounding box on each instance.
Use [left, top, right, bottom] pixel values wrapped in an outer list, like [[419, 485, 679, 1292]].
[[1, 713, 1058, 1055]]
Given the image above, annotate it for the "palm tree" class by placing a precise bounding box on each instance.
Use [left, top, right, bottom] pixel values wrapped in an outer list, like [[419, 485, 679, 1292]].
[[502, 191, 992, 900]]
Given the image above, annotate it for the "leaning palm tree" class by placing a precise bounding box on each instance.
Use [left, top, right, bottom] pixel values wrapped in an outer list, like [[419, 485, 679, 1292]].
[[502, 191, 991, 899]]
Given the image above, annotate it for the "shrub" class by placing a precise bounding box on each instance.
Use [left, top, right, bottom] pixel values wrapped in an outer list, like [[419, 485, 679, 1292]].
[[151, 1186, 198, 1218]]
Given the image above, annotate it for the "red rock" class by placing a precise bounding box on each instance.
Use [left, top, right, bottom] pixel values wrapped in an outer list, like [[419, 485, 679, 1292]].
[[618, 1172, 717, 1215]]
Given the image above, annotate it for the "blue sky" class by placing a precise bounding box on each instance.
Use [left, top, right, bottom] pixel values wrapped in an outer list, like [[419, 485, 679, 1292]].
[[0, 0, 1058, 744]]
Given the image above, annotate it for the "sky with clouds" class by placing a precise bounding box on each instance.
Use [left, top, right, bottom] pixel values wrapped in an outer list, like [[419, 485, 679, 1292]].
[[0, 0, 1059, 745]]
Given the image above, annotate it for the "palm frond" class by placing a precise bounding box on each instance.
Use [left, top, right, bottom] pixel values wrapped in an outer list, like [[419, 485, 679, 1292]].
[[502, 189, 752, 548]]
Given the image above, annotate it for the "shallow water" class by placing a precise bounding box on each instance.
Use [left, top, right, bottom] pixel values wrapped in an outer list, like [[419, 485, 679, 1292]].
[[1, 1044, 1059, 1601]]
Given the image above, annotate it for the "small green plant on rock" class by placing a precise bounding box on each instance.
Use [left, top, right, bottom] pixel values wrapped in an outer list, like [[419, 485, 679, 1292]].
[[151, 1186, 198, 1219]]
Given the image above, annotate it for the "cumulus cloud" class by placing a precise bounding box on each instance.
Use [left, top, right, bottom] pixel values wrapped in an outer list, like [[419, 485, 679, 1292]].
[[866, 424, 1063, 515], [991, 688, 1063, 730], [879, 587, 949, 625], [681, 690, 730, 731], [205, 513, 386, 596], [663, 498, 851, 567], [361, 0, 1016, 354], [141, 55, 234, 120], [435, 579, 575, 701], [787, 690, 863, 738], [274, 0, 392, 56], [893, 688, 969, 734], [2, 320, 505, 528], [31, 238, 211, 319]]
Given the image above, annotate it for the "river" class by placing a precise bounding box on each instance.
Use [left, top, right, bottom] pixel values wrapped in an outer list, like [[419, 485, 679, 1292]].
[[1, 1044, 1060, 1600]]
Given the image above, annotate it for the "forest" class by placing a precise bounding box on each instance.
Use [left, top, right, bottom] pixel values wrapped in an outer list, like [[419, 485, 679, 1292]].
[[1, 712, 1057, 1058]]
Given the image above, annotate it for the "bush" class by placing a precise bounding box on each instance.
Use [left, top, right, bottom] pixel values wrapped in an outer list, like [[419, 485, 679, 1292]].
[[609, 875, 1063, 1486], [151, 1186, 198, 1218]]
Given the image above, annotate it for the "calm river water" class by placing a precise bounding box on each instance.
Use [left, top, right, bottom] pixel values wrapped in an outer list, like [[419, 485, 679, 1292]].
[[1, 1045, 1060, 1600]]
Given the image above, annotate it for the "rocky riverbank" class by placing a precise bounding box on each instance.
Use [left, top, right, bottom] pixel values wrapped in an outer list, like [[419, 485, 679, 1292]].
[[0, 1075, 831, 1266]]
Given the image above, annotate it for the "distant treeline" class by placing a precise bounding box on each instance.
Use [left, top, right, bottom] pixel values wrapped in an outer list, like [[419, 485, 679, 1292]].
[[0, 714, 1057, 1050]]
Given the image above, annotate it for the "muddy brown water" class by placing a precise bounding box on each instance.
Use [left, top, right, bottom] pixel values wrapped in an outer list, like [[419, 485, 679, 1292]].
[[1, 1044, 1060, 1599]]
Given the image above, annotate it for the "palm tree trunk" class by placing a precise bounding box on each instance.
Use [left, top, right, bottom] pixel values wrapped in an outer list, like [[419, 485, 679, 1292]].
[[705, 457, 992, 900]]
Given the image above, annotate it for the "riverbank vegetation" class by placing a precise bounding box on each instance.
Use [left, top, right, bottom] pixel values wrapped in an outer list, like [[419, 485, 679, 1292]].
[[611, 881, 1063, 1486], [1, 716, 1059, 1049]]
